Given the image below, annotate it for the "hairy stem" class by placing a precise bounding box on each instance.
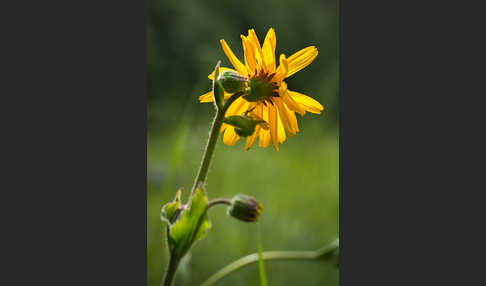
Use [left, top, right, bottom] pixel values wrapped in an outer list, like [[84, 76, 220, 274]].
[[190, 110, 224, 194], [207, 198, 232, 209], [162, 90, 243, 286], [200, 239, 339, 286]]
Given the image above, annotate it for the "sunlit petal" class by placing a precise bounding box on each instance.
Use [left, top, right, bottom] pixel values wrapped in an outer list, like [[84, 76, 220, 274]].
[[274, 54, 288, 82], [268, 103, 279, 151], [286, 46, 318, 78], [241, 35, 257, 76], [223, 126, 240, 146], [248, 29, 266, 72], [288, 90, 324, 114], [199, 90, 233, 103], [220, 39, 248, 77], [274, 97, 296, 136], [262, 28, 276, 72]]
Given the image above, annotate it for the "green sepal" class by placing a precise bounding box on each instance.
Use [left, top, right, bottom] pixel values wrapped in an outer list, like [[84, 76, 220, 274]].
[[161, 188, 183, 225], [212, 61, 224, 110], [168, 185, 211, 258], [213, 80, 225, 110]]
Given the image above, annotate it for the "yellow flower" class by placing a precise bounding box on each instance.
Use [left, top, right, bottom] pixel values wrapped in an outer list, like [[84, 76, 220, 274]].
[[200, 28, 323, 151]]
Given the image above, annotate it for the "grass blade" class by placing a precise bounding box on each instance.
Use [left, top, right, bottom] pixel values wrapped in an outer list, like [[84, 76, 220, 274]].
[[257, 223, 268, 286]]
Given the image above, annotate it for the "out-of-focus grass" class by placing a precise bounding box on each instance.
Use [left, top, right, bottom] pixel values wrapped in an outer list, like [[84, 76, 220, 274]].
[[148, 100, 338, 285]]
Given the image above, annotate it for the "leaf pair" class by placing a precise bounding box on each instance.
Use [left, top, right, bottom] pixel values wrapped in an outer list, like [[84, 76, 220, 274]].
[[161, 186, 211, 259]]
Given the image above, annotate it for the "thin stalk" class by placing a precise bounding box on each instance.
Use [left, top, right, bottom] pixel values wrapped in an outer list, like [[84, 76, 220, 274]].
[[257, 223, 268, 286], [190, 92, 242, 194], [207, 198, 232, 209], [200, 239, 339, 286]]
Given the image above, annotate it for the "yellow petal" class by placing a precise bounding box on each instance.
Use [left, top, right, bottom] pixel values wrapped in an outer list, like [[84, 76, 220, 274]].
[[199, 90, 233, 103], [245, 125, 260, 150], [199, 91, 214, 103], [268, 103, 279, 151], [274, 54, 288, 82], [223, 126, 240, 146], [288, 109, 300, 133], [286, 46, 318, 78], [280, 82, 306, 116], [258, 101, 264, 114], [207, 67, 239, 80], [288, 90, 324, 114], [247, 102, 258, 113], [259, 105, 270, 148], [241, 35, 257, 76], [225, 97, 248, 116], [260, 101, 267, 121], [274, 97, 296, 136], [259, 129, 270, 148], [277, 112, 286, 143], [220, 39, 248, 77], [248, 29, 266, 72], [262, 28, 276, 72], [282, 92, 305, 115], [252, 102, 269, 130], [220, 123, 227, 134]]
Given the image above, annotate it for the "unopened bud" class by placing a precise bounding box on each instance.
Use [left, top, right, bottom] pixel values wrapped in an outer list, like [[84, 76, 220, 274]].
[[218, 70, 248, 93], [227, 194, 263, 222], [223, 115, 267, 137], [161, 189, 184, 225]]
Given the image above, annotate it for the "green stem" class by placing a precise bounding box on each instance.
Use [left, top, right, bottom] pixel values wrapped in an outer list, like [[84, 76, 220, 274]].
[[161, 253, 180, 286], [190, 92, 242, 194], [200, 239, 339, 286], [190, 110, 224, 194], [207, 198, 232, 209], [161, 91, 243, 286]]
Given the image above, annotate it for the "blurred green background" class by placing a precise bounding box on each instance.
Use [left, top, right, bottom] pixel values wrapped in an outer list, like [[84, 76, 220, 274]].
[[147, 0, 338, 285]]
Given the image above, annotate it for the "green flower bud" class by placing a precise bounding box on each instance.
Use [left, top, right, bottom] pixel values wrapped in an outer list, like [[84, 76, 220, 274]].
[[223, 115, 268, 137], [161, 189, 184, 225], [227, 194, 263, 222], [212, 61, 224, 110], [218, 70, 248, 93]]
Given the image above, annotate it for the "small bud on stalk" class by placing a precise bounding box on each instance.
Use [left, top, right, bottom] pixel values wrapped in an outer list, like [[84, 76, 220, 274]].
[[217, 70, 248, 93], [227, 194, 263, 222]]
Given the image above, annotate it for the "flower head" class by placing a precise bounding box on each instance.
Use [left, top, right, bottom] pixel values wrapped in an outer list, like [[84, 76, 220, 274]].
[[227, 194, 263, 222], [200, 28, 324, 151]]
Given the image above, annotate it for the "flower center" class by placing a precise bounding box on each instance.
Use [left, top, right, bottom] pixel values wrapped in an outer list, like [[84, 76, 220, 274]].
[[243, 73, 279, 104]]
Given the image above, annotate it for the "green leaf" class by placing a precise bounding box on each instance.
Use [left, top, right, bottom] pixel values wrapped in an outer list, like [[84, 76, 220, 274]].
[[161, 189, 182, 225], [168, 187, 211, 258]]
